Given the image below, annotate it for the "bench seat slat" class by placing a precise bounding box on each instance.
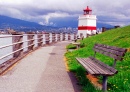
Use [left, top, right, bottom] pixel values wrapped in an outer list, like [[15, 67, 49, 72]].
[[76, 57, 118, 76], [83, 58, 114, 75], [85, 58, 110, 75], [76, 58, 95, 74], [89, 57, 118, 74], [82, 58, 108, 74], [82, 58, 102, 74]]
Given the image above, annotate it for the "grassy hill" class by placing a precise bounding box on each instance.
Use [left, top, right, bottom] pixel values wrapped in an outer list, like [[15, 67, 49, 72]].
[[65, 25, 130, 92]]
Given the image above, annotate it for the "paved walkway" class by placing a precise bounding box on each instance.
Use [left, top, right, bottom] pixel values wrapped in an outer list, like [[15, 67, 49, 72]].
[[0, 41, 81, 92]]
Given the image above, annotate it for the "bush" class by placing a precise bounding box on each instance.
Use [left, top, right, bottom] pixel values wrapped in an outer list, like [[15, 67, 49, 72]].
[[66, 43, 76, 49], [80, 42, 85, 48]]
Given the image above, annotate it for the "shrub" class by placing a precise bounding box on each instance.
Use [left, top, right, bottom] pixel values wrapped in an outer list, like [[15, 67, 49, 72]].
[[66, 43, 76, 49]]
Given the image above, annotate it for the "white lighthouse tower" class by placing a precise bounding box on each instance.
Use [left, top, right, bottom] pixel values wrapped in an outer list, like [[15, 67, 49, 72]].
[[78, 6, 97, 38]]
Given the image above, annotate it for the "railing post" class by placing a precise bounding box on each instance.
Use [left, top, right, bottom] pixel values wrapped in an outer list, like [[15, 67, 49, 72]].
[[71, 34, 74, 40], [43, 32, 45, 45], [57, 33, 60, 41], [45, 32, 50, 44], [65, 33, 67, 40], [61, 33, 63, 41], [62, 33, 65, 41], [68, 33, 70, 40], [74, 33, 77, 40], [52, 33, 55, 43], [55, 33, 57, 42], [60, 33, 63, 41], [37, 33, 43, 47], [12, 33, 23, 58], [27, 32, 34, 51], [49, 33, 52, 43], [59, 33, 61, 41]]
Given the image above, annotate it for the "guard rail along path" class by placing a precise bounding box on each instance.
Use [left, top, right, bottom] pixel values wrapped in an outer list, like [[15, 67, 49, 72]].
[[0, 32, 76, 75], [76, 43, 127, 91]]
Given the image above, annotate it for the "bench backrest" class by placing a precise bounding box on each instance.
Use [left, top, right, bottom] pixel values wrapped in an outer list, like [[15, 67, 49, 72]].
[[93, 43, 127, 61]]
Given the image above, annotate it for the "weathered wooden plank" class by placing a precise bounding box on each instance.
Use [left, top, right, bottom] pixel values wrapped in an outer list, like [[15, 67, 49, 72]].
[[84, 58, 114, 75], [89, 58, 113, 75], [94, 43, 127, 54], [94, 46, 125, 56], [95, 43, 125, 51], [76, 57, 116, 76], [94, 48, 123, 60], [83, 58, 109, 75], [89, 57, 118, 74], [100, 47, 125, 57], [82, 58, 101, 74], [76, 58, 95, 74]]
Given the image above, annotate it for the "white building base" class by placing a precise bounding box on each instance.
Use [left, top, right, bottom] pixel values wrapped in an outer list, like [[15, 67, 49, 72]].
[[77, 30, 97, 38]]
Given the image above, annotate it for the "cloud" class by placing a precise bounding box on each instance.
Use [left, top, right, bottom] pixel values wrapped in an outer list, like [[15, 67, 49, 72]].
[[0, 0, 130, 26], [88, 0, 130, 26], [0, 0, 87, 26]]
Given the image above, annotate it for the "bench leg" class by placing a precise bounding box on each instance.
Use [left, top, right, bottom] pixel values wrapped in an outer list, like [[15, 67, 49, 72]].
[[102, 76, 107, 91], [77, 45, 80, 49]]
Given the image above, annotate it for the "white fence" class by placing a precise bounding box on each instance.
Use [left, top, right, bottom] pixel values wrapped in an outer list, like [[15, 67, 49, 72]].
[[0, 33, 76, 64]]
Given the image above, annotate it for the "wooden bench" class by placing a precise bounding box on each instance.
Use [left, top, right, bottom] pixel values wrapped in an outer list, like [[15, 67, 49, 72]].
[[72, 39, 77, 42], [76, 43, 127, 91], [72, 42, 80, 49]]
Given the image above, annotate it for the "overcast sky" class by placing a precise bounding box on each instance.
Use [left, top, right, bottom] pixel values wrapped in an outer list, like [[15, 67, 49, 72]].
[[0, 0, 130, 26]]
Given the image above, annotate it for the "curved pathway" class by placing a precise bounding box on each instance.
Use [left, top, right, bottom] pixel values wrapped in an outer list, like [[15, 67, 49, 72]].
[[0, 41, 81, 92]]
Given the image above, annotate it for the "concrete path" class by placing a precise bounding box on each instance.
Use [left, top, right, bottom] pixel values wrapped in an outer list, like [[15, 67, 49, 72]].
[[0, 41, 81, 92]]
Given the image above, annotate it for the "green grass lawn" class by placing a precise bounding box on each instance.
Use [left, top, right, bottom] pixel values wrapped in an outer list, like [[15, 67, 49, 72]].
[[65, 25, 130, 92]]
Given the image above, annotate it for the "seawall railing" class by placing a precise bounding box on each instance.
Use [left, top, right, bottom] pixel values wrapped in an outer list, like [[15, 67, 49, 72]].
[[0, 32, 76, 74]]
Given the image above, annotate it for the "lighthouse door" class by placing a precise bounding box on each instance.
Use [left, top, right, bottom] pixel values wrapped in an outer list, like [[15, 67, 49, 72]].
[[86, 33, 88, 37], [80, 33, 83, 38]]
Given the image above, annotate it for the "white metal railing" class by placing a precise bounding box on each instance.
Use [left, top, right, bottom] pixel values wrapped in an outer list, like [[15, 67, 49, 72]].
[[0, 33, 76, 65]]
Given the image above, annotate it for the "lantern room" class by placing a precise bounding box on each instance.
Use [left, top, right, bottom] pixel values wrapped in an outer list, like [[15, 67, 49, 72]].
[[83, 6, 92, 15]]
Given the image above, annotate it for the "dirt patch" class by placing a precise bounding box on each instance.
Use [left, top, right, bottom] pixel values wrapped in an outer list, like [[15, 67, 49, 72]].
[[87, 74, 102, 90], [63, 57, 70, 72], [127, 48, 130, 52]]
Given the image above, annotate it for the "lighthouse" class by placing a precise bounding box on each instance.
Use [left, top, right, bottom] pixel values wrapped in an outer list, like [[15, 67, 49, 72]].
[[78, 6, 97, 38]]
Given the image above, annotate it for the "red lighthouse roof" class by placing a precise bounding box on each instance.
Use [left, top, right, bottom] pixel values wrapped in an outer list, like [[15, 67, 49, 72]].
[[83, 6, 92, 15]]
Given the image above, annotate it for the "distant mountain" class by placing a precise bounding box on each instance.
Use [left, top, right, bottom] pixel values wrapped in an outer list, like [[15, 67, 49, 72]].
[[96, 22, 114, 29], [50, 17, 78, 28], [0, 15, 40, 27], [50, 16, 114, 28], [0, 15, 114, 33], [0, 15, 55, 32]]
